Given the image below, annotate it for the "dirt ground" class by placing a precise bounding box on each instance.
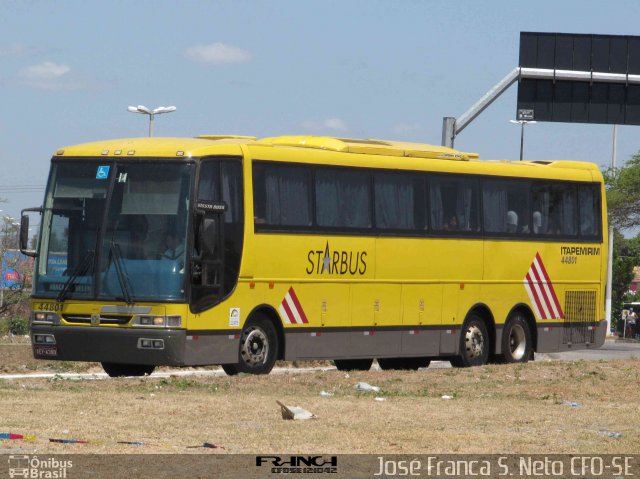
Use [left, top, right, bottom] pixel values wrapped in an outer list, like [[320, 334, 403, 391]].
[[1, 341, 639, 454]]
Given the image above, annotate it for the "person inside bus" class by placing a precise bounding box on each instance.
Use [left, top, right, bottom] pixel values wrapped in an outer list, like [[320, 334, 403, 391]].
[[506, 210, 518, 233], [522, 211, 542, 234], [546, 206, 563, 234], [162, 232, 185, 260], [443, 215, 458, 231], [532, 211, 542, 234]]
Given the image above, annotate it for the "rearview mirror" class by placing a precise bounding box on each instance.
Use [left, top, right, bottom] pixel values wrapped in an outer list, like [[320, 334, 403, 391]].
[[20, 207, 42, 258]]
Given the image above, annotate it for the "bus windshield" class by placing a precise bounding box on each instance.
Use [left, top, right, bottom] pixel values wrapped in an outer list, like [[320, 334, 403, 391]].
[[34, 161, 193, 302]]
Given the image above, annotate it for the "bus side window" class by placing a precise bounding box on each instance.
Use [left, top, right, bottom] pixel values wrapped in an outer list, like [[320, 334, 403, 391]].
[[315, 168, 371, 228], [579, 185, 599, 237], [253, 163, 311, 227], [482, 178, 529, 235], [374, 172, 425, 230], [532, 182, 577, 236], [430, 175, 478, 233]]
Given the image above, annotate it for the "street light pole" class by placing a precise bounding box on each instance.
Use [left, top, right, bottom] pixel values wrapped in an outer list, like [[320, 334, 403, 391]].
[[510, 119, 537, 161], [127, 105, 177, 137], [605, 125, 618, 336]]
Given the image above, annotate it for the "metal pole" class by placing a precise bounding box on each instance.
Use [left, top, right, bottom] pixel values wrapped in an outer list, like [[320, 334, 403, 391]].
[[149, 114, 154, 137], [605, 124, 617, 336], [519, 122, 524, 161], [442, 117, 456, 148]]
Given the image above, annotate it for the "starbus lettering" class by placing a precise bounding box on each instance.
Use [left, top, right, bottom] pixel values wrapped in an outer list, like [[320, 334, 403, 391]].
[[306, 241, 367, 275]]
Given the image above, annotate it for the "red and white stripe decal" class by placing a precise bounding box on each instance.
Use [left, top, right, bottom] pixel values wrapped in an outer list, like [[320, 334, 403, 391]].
[[278, 287, 309, 324], [523, 253, 564, 320]]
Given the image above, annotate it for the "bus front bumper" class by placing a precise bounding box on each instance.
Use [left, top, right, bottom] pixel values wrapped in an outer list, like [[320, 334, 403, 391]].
[[31, 325, 239, 366], [31, 325, 188, 366]]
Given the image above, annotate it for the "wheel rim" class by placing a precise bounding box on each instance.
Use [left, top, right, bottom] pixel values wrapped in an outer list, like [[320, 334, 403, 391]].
[[508, 323, 527, 360], [464, 324, 486, 359], [240, 326, 269, 366]]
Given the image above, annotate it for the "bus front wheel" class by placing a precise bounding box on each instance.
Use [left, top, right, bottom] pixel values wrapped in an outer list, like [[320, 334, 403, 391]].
[[101, 363, 155, 377], [500, 313, 532, 363], [450, 314, 490, 368], [222, 316, 278, 376]]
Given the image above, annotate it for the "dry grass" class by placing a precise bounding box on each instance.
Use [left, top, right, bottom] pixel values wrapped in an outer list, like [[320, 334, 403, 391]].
[[1, 351, 639, 454]]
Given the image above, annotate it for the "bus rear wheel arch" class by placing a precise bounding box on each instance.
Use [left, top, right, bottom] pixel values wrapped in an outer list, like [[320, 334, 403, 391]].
[[451, 313, 490, 368], [222, 313, 279, 376]]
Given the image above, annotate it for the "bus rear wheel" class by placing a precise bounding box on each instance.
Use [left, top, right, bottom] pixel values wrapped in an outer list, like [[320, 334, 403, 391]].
[[500, 313, 532, 363], [333, 359, 373, 371], [222, 316, 278, 376], [101, 363, 155, 377], [377, 357, 430, 370], [450, 314, 490, 368]]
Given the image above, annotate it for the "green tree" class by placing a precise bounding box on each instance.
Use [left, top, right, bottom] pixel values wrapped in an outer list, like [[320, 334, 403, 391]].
[[604, 152, 640, 229], [604, 154, 640, 328]]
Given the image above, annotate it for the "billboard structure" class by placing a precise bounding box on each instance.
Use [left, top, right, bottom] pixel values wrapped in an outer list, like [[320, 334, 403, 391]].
[[518, 32, 640, 125], [441, 31, 640, 147]]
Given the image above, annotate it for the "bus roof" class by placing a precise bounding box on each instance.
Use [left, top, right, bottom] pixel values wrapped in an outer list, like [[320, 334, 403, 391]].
[[54, 135, 477, 160], [53, 134, 601, 174], [255, 136, 479, 161]]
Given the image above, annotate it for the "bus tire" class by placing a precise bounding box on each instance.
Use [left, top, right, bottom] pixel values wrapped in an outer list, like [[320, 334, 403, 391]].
[[500, 313, 532, 363], [450, 314, 489, 368], [224, 316, 278, 375], [333, 359, 373, 371], [101, 362, 155, 377], [378, 357, 430, 370]]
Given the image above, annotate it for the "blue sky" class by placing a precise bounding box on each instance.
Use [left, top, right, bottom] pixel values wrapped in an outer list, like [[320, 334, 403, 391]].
[[2, 0, 640, 222]]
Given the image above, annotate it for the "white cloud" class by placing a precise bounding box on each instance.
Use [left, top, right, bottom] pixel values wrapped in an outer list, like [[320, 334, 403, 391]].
[[301, 118, 348, 133], [185, 43, 252, 65], [21, 61, 70, 80], [17, 61, 78, 90]]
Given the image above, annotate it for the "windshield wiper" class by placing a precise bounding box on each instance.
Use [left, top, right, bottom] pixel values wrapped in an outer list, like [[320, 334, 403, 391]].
[[56, 250, 95, 302], [110, 240, 133, 305]]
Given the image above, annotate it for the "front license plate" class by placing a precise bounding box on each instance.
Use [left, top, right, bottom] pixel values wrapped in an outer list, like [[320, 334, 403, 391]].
[[34, 345, 58, 357]]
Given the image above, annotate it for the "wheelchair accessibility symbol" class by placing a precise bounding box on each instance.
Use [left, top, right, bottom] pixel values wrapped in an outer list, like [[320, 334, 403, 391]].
[[96, 165, 110, 180]]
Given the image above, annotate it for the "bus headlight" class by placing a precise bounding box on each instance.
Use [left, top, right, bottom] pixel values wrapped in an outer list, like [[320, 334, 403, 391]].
[[31, 312, 60, 325], [167, 316, 182, 327], [132, 315, 182, 328]]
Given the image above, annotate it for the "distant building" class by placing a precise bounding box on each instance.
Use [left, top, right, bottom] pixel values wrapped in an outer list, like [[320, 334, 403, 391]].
[[630, 266, 640, 293]]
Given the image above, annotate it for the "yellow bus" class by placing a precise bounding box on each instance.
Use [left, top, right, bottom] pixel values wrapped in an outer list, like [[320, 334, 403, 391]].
[[22, 135, 607, 376]]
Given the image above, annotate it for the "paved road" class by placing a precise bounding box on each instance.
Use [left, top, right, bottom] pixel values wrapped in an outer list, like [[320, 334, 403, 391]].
[[1, 339, 637, 381], [536, 339, 640, 361]]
